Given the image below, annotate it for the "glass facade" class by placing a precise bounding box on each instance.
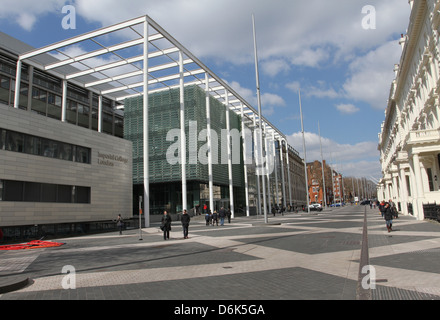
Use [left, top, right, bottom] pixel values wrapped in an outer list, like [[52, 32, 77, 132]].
[[125, 85, 247, 214], [125, 85, 244, 185], [0, 179, 90, 204], [0, 127, 91, 164], [0, 52, 124, 138]]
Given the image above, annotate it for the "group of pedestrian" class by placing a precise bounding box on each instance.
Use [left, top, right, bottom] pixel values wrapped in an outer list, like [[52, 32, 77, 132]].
[[117, 205, 232, 241], [378, 199, 399, 233], [271, 205, 285, 217], [160, 209, 191, 240], [205, 207, 231, 226]]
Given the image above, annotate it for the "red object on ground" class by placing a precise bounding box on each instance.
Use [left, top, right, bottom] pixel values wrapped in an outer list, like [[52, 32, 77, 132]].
[[0, 240, 65, 250]]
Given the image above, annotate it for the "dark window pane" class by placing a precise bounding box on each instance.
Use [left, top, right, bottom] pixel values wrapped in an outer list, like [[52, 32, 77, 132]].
[[76, 146, 90, 164], [5, 131, 24, 152], [41, 183, 57, 202], [58, 143, 73, 161], [427, 168, 434, 192], [76, 186, 90, 204], [57, 185, 72, 203], [4, 180, 24, 201], [0, 129, 4, 150], [41, 139, 58, 158], [0, 76, 10, 89], [48, 93, 62, 106], [24, 182, 41, 202], [24, 135, 42, 156]]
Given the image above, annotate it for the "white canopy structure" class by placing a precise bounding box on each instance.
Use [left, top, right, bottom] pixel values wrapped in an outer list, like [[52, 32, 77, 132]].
[[14, 15, 295, 226]]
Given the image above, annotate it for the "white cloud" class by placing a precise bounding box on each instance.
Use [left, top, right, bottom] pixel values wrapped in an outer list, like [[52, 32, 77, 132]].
[[17, 12, 38, 31], [5, 0, 410, 66], [227, 81, 285, 116], [286, 131, 380, 177], [336, 160, 382, 180], [66, 1, 410, 66], [262, 93, 286, 107], [285, 40, 402, 110], [285, 81, 301, 93], [261, 59, 290, 77], [343, 40, 402, 109], [304, 84, 340, 99], [336, 103, 360, 114], [228, 80, 255, 104], [291, 48, 330, 68]]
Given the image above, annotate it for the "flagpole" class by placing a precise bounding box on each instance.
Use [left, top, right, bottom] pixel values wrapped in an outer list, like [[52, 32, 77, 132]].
[[299, 89, 310, 213], [318, 121, 327, 210], [252, 14, 268, 223]]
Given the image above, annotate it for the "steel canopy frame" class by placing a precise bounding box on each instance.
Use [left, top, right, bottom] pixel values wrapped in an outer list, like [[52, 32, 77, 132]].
[[13, 14, 291, 224], [15, 15, 285, 137]]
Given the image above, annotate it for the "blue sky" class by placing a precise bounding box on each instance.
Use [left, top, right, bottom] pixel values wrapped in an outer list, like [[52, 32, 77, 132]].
[[0, 0, 412, 181]]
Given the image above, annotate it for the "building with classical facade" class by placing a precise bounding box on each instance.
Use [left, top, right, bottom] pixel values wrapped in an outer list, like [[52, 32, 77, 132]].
[[378, 0, 440, 220]]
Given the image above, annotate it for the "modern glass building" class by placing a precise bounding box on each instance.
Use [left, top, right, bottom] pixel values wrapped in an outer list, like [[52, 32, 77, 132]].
[[125, 85, 247, 216], [124, 83, 307, 220], [1, 15, 306, 232]]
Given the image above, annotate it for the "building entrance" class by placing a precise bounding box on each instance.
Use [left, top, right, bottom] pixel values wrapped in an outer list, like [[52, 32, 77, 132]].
[[200, 198, 230, 213]]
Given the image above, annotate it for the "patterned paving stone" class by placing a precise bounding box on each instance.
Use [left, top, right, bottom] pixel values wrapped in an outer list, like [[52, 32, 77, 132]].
[[1, 206, 439, 302]]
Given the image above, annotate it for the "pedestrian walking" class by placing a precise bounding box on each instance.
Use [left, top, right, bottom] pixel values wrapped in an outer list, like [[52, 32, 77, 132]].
[[378, 200, 386, 217], [383, 202, 394, 233], [227, 208, 231, 223], [116, 214, 124, 235], [205, 210, 211, 226], [181, 209, 190, 239], [389, 200, 399, 219], [219, 207, 226, 226], [161, 210, 172, 240], [212, 211, 218, 226]]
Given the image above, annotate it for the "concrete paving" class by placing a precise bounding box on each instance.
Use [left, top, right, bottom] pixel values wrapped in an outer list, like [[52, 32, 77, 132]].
[[1, 205, 439, 302]]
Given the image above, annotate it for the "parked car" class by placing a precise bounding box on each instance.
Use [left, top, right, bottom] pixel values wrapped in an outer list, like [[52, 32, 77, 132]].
[[330, 202, 344, 207], [308, 203, 323, 211], [360, 200, 371, 205]]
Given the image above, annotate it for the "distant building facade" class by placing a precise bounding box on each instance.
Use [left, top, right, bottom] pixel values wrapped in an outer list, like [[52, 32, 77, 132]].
[[306, 160, 343, 206]]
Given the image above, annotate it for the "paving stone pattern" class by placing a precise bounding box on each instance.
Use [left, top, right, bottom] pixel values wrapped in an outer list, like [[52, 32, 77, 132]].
[[1, 205, 440, 301]]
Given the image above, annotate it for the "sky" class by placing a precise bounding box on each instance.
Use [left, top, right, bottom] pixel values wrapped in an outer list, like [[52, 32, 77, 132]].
[[0, 0, 412, 182]]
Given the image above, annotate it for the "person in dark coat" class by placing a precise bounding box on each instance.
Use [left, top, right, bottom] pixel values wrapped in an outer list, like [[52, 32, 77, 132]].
[[383, 203, 394, 232], [378, 200, 386, 217], [212, 211, 218, 226], [205, 210, 211, 226], [161, 211, 172, 240], [219, 207, 226, 226], [181, 209, 191, 239]]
